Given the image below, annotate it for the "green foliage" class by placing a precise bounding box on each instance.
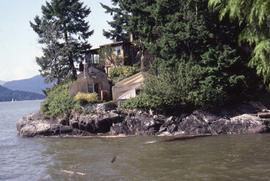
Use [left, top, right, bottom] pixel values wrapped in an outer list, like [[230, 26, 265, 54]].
[[74, 92, 99, 104], [198, 45, 246, 105], [209, 0, 270, 85], [109, 66, 138, 83], [122, 46, 248, 109], [30, 0, 94, 83], [120, 94, 155, 109], [98, 46, 123, 66], [41, 82, 78, 117], [104, 0, 262, 110], [101, 1, 130, 41]]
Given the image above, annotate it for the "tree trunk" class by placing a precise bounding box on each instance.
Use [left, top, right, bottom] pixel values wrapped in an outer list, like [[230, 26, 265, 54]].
[[69, 54, 77, 80]]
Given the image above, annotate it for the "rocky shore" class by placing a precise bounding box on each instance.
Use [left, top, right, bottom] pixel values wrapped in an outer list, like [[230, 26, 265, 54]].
[[17, 101, 270, 137]]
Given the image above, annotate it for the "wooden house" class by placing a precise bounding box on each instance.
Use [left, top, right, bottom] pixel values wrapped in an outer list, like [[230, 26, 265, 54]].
[[69, 64, 111, 101], [87, 41, 138, 74]]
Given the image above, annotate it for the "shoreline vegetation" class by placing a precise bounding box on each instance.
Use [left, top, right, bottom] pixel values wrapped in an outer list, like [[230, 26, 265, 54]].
[[17, 0, 270, 138]]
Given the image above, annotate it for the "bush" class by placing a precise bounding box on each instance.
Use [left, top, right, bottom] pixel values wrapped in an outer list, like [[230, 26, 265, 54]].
[[41, 82, 78, 118], [109, 66, 138, 83], [74, 92, 99, 104], [120, 94, 153, 109], [121, 45, 249, 110]]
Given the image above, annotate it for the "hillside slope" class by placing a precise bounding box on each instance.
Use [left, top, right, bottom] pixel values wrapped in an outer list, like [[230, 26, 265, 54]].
[[3, 75, 53, 94], [0, 85, 44, 102]]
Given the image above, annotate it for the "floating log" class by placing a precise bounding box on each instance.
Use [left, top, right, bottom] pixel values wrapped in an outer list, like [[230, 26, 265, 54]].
[[258, 112, 270, 119], [163, 134, 212, 142]]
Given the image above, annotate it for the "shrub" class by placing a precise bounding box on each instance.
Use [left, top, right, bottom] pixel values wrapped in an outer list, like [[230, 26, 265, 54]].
[[109, 66, 138, 83], [74, 92, 99, 104], [121, 45, 249, 110], [120, 94, 153, 109], [41, 82, 78, 118]]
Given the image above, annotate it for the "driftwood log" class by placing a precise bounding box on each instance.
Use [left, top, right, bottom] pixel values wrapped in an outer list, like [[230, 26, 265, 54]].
[[163, 134, 212, 142]]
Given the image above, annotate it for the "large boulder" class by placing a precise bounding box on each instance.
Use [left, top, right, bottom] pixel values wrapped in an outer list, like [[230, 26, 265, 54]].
[[210, 114, 268, 134], [110, 111, 165, 135], [69, 111, 123, 133], [158, 110, 269, 136], [16, 113, 72, 137]]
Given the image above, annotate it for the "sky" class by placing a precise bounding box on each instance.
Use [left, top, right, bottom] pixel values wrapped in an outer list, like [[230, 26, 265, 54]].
[[0, 0, 113, 81]]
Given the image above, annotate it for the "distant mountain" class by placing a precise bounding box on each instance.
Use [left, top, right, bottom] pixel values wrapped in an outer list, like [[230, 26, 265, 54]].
[[0, 80, 5, 85], [3, 75, 53, 95], [0, 85, 44, 102]]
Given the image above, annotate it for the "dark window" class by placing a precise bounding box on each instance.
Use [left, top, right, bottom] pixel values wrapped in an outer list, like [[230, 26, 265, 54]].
[[135, 89, 141, 95]]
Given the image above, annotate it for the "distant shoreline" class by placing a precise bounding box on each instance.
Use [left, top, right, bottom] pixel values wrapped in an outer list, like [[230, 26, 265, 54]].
[[0, 99, 43, 104]]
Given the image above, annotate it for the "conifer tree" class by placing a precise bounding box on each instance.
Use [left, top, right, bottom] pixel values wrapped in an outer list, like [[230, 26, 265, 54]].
[[104, 0, 260, 108], [101, 1, 129, 41], [209, 0, 270, 84], [31, 0, 93, 83]]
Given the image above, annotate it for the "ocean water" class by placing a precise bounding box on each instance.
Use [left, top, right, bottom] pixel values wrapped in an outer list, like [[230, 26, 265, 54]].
[[1, 100, 270, 181]]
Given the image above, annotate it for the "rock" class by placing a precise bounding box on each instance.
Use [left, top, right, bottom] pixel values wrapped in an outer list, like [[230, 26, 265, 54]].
[[16, 113, 72, 137], [177, 115, 211, 135], [176, 111, 219, 135], [158, 131, 173, 136], [158, 116, 179, 134], [110, 112, 164, 135], [210, 114, 267, 134], [17, 102, 270, 137], [229, 114, 266, 134], [95, 102, 117, 112], [69, 112, 123, 133]]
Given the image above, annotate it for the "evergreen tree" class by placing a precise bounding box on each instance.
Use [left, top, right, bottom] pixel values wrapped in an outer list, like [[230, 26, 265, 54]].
[[101, 1, 129, 41], [103, 0, 241, 61], [105, 0, 261, 109], [209, 0, 270, 85], [31, 0, 93, 83]]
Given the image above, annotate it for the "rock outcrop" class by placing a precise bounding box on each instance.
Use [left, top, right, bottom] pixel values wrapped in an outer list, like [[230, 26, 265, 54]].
[[109, 110, 269, 136], [16, 112, 72, 137], [69, 111, 123, 133], [17, 102, 270, 137]]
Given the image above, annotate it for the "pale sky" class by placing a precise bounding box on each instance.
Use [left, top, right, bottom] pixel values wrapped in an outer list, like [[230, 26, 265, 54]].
[[0, 0, 113, 81]]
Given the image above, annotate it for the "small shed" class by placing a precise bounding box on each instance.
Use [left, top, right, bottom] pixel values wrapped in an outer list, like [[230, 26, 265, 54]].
[[112, 72, 146, 101], [70, 65, 111, 101]]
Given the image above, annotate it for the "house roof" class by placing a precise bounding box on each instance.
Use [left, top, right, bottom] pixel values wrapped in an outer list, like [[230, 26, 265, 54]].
[[114, 72, 147, 88], [100, 41, 124, 47], [89, 41, 131, 54]]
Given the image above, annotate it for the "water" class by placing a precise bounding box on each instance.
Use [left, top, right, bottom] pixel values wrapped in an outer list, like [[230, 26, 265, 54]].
[[1, 101, 270, 181]]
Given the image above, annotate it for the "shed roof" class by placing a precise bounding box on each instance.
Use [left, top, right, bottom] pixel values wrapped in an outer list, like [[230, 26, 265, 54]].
[[114, 72, 147, 88]]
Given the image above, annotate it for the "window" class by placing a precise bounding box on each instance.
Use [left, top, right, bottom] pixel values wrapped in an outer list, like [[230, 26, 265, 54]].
[[88, 83, 94, 93], [93, 55, 100, 64], [90, 54, 99, 64], [114, 46, 121, 56], [135, 89, 141, 95]]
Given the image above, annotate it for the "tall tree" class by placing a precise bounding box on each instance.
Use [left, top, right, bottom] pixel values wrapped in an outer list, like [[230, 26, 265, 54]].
[[101, 1, 130, 41], [31, 0, 93, 83], [209, 0, 270, 85], [104, 0, 261, 108]]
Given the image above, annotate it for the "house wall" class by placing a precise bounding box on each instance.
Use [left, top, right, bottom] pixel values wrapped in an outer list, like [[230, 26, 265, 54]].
[[69, 67, 111, 100]]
